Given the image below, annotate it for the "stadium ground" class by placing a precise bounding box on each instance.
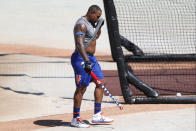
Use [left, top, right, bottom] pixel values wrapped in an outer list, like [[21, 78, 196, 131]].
[[0, 0, 195, 130], [0, 48, 195, 131]]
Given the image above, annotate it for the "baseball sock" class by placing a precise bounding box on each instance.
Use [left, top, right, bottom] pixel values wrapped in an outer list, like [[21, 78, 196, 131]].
[[73, 107, 80, 118], [94, 103, 101, 114]]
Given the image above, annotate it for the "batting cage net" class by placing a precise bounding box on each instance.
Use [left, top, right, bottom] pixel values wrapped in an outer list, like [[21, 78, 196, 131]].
[[103, 0, 196, 104], [117, 0, 196, 57]]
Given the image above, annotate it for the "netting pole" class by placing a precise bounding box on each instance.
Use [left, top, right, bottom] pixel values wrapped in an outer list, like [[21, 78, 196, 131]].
[[103, 0, 134, 103]]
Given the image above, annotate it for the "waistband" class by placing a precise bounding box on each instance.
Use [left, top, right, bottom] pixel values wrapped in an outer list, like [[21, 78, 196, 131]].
[[74, 50, 94, 56]]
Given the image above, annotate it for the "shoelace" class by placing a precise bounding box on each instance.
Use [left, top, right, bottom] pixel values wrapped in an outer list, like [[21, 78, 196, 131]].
[[97, 112, 106, 120], [76, 118, 85, 124], [101, 112, 106, 118], [100, 116, 106, 121]]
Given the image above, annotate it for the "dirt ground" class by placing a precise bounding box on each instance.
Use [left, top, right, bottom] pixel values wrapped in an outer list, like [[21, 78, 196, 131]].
[[0, 44, 195, 131], [0, 44, 112, 61], [0, 104, 194, 131]]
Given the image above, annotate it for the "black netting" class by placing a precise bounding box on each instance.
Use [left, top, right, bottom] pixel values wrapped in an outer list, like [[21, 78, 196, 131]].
[[104, 0, 196, 96], [114, 0, 196, 56]]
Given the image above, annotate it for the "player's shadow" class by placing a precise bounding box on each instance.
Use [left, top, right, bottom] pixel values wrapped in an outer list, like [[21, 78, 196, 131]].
[[34, 119, 113, 129], [83, 120, 113, 126], [33, 120, 70, 127]]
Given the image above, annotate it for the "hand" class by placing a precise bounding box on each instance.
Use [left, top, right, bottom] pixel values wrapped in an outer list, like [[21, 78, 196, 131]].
[[101, 19, 104, 27], [84, 61, 92, 74], [96, 18, 104, 28], [100, 19, 104, 27]]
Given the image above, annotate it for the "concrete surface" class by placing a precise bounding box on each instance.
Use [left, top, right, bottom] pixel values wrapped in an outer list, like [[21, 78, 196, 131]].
[[0, 1, 195, 130], [32, 108, 196, 131], [0, 0, 110, 52], [0, 54, 195, 131], [0, 54, 118, 122]]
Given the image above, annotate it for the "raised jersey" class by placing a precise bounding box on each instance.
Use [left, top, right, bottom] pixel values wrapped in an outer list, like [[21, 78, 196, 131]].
[[74, 16, 96, 48]]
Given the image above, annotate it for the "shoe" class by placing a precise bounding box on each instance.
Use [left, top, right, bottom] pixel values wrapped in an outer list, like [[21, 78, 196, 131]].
[[70, 117, 90, 128], [92, 112, 114, 124]]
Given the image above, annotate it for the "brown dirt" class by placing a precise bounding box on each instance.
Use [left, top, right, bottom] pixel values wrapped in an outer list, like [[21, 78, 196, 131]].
[[0, 104, 195, 131], [0, 44, 113, 61], [128, 62, 196, 70], [0, 44, 195, 131]]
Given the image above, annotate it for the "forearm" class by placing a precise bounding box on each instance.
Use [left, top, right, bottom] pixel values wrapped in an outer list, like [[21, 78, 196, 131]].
[[76, 42, 89, 61]]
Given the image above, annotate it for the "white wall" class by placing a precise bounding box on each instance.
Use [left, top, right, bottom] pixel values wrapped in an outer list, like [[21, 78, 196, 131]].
[[0, 0, 110, 52]]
